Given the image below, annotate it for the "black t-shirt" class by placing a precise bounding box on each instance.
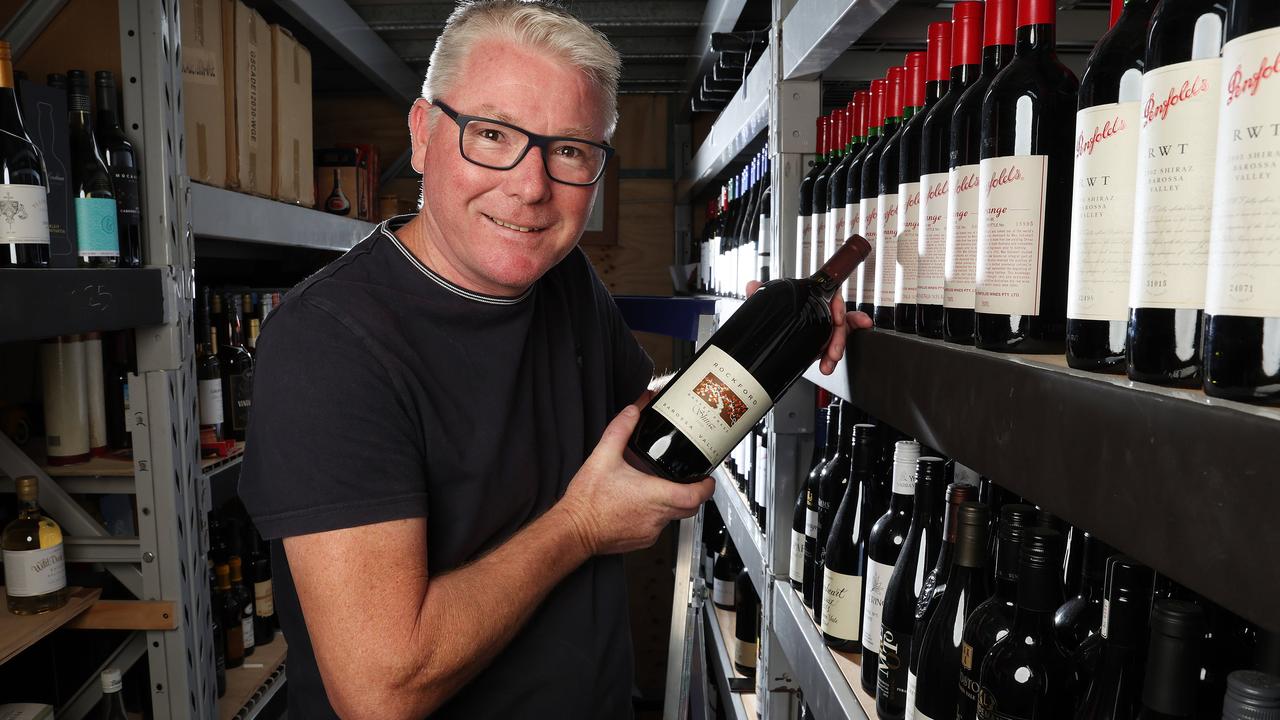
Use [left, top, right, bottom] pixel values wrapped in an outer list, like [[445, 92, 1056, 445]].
[[238, 215, 653, 719]]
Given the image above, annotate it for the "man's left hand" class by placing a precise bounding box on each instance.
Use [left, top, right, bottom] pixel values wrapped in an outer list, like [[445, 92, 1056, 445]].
[[745, 280, 873, 375]]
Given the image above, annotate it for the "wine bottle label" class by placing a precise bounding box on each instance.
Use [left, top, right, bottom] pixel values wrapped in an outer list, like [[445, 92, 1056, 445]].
[[976, 155, 1049, 316], [805, 508, 820, 538], [713, 577, 736, 607], [812, 211, 827, 273], [74, 197, 120, 256], [789, 530, 806, 584], [734, 638, 758, 669], [819, 567, 862, 641], [653, 345, 770, 464], [905, 671, 918, 720], [918, 172, 950, 305], [877, 626, 909, 702], [876, 193, 900, 307], [1131, 57, 1223, 310], [1206, 27, 1280, 318], [84, 335, 107, 451], [3, 544, 67, 597], [861, 558, 895, 652], [944, 164, 982, 309], [826, 206, 845, 263], [859, 197, 880, 305], [242, 613, 255, 648], [228, 373, 253, 432], [254, 580, 274, 616], [916, 712, 936, 720], [897, 182, 922, 304], [0, 185, 49, 244], [1067, 102, 1143, 321], [797, 215, 812, 278], [41, 339, 90, 459], [199, 378, 225, 426], [893, 460, 918, 496], [844, 201, 860, 302]]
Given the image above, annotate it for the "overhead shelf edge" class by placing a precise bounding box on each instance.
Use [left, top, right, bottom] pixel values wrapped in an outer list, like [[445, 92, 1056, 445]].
[[678, 45, 773, 199], [190, 183, 376, 252], [781, 0, 903, 80]]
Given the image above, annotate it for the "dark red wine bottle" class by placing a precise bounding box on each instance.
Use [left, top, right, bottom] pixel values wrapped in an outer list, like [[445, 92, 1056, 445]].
[[1138, 600, 1206, 719], [628, 237, 871, 483], [803, 402, 840, 606], [797, 115, 830, 278], [712, 535, 742, 610], [1065, 0, 1159, 372], [820, 422, 877, 652], [813, 401, 855, 626], [945, 0, 1016, 344], [974, 0, 1080, 353], [812, 111, 841, 274], [734, 566, 760, 679], [1202, 0, 1280, 402], [919, 2, 983, 339], [1053, 531, 1112, 667], [858, 79, 889, 315], [896, 45, 940, 334], [1127, 0, 1228, 386], [792, 404, 832, 592], [1073, 556, 1155, 720], [840, 92, 871, 305], [874, 65, 908, 329]]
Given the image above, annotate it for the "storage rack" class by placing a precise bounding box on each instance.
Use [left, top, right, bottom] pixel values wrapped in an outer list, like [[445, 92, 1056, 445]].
[[0, 1, 385, 716], [648, 0, 1280, 718]]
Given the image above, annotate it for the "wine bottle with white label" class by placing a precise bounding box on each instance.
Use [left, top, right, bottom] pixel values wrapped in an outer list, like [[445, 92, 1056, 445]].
[[876, 64, 910, 329], [1127, 0, 1228, 386], [945, 0, 1017, 344], [712, 536, 742, 611], [1073, 556, 1154, 720], [67, 70, 119, 268], [794, 404, 833, 593], [841, 92, 871, 305], [813, 111, 841, 275], [1202, 0, 1280, 402], [2, 476, 69, 615], [827, 102, 858, 277], [628, 236, 872, 484], [734, 567, 759, 679], [820, 422, 876, 652], [0, 41, 50, 268], [897, 48, 936, 335], [974, 0, 1080, 353], [858, 80, 890, 315], [804, 402, 841, 607], [796, 116, 830, 279], [813, 401, 855, 626]]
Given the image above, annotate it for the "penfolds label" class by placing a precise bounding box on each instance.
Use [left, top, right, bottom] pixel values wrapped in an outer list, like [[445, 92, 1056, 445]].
[[944, 164, 982, 309], [797, 215, 812, 278], [844, 201, 860, 302], [826, 205, 846, 264], [1131, 57, 1223, 310], [859, 197, 880, 305], [976, 155, 1049, 316], [918, 172, 950, 305], [1207, 27, 1280, 318], [1068, 102, 1142, 321], [897, 182, 921, 305], [876, 193, 900, 307], [812, 212, 827, 273], [652, 345, 771, 464]]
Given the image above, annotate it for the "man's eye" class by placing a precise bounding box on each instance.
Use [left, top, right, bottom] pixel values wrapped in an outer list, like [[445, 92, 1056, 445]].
[[555, 145, 583, 159], [478, 128, 505, 142]]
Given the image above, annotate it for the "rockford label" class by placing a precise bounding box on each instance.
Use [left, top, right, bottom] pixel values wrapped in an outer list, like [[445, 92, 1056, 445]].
[[653, 345, 771, 463]]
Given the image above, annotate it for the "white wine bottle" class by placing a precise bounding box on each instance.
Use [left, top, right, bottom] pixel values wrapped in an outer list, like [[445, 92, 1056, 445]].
[[3, 476, 70, 614], [0, 40, 50, 268]]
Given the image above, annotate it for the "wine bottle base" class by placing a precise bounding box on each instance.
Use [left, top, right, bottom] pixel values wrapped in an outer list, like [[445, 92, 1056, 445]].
[[895, 304, 917, 334], [821, 633, 861, 653], [1125, 364, 1200, 388], [874, 307, 896, 330], [917, 304, 945, 339], [1065, 352, 1125, 373]]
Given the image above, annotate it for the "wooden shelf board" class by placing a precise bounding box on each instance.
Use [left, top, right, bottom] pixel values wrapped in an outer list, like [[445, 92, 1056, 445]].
[[202, 442, 246, 474], [219, 635, 287, 720], [35, 447, 135, 478], [0, 586, 101, 665]]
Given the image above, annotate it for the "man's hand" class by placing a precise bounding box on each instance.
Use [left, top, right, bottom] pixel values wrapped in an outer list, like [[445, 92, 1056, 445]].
[[558, 404, 715, 556], [745, 280, 873, 375]]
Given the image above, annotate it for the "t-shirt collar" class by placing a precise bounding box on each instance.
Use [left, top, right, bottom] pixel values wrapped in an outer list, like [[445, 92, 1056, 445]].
[[379, 214, 534, 306]]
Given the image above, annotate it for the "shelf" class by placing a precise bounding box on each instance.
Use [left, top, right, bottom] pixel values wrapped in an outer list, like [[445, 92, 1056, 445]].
[[0, 268, 165, 343], [219, 635, 287, 720], [833, 328, 1280, 631], [712, 468, 766, 601], [780, 0, 903, 80], [41, 449, 134, 478], [203, 442, 246, 475], [706, 601, 759, 720], [190, 182, 376, 252], [205, 442, 246, 510], [677, 45, 772, 198], [614, 296, 721, 342], [0, 586, 102, 665], [772, 582, 872, 720]]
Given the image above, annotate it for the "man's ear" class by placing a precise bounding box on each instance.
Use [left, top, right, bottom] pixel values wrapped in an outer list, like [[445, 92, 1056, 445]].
[[408, 98, 433, 175]]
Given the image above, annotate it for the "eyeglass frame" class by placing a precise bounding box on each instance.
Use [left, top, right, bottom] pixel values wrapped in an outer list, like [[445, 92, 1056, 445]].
[[431, 100, 615, 187]]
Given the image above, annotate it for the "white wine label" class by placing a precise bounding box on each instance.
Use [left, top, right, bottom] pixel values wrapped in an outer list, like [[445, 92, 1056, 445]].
[[74, 197, 120, 256], [860, 197, 880, 305], [0, 185, 49, 245], [790, 530, 806, 584], [945, 164, 982, 309], [819, 567, 862, 641], [805, 508, 820, 538], [242, 614, 255, 648], [84, 335, 107, 451], [41, 339, 90, 460], [905, 671, 919, 720], [199, 379, 225, 425], [1101, 598, 1112, 639], [1131, 57, 1223, 309], [255, 580, 274, 617], [976, 155, 1049, 316], [893, 459, 918, 496], [1068, 102, 1143, 321], [798, 215, 813, 278], [713, 577, 736, 607], [844, 201, 861, 302], [897, 182, 922, 305], [734, 638, 758, 669], [876, 193, 900, 307], [653, 345, 771, 464], [3, 544, 67, 597], [812, 211, 827, 274], [827, 206, 845, 263], [918, 172, 950, 305], [1207, 27, 1280, 317], [861, 558, 895, 652]]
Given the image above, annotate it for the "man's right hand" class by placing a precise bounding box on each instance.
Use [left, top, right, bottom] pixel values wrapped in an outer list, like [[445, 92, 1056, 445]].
[[558, 404, 716, 556]]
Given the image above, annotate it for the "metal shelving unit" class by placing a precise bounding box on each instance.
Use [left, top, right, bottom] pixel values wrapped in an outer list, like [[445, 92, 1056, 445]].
[[712, 469, 766, 601], [190, 183, 375, 252], [0, 268, 167, 343]]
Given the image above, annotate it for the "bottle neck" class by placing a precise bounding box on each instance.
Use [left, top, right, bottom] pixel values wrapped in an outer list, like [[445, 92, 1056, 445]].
[[950, 63, 981, 90], [96, 84, 121, 130], [0, 57, 13, 89], [994, 536, 1022, 583], [1143, 634, 1201, 715], [1015, 23, 1057, 56], [1015, 560, 1063, 613], [19, 497, 39, 518], [810, 233, 872, 298], [924, 79, 948, 106], [981, 44, 1015, 76]]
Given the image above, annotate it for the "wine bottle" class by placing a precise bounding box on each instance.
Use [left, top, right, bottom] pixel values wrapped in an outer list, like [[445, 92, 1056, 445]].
[[956, 503, 1039, 719], [793, 404, 832, 592], [813, 110, 842, 272], [919, 3, 983, 339], [876, 63, 910, 329], [0, 42, 49, 268], [804, 402, 841, 605], [198, 291, 225, 445], [897, 45, 939, 335], [813, 401, 855, 626], [861, 440, 921, 693], [905, 483, 980, 718], [797, 115, 830, 278], [1221, 671, 1280, 719], [252, 547, 276, 645], [859, 79, 890, 315], [94, 71, 142, 268], [214, 292, 255, 442], [734, 566, 760, 679], [1073, 556, 1155, 720], [214, 563, 245, 668], [325, 168, 351, 215], [843, 91, 872, 304], [1127, 0, 1228, 386], [2, 476, 69, 615], [229, 555, 256, 656], [209, 564, 227, 696], [945, 0, 1017, 344], [96, 668, 128, 720], [877, 456, 947, 720], [826, 103, 854, 273], [1065, 0, 1159, 371], [1202, 0, 1280, 402], [713, 535, 742, 610], [1053, 531, 1112, 664], [1138, 599, 1206, 719], [757, 145, 773, 282], [41, 335, 91, 465], [976, 528, 1078, 720], [912, 502, 991, 720], [821, 422, 877, 652], [974, 0, 1080, 353], [628, 237, 872, 483], [67, 70, 119, 267]]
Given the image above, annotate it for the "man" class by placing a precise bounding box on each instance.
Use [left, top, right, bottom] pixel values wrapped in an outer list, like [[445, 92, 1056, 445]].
[[239, 1, 866, 718]]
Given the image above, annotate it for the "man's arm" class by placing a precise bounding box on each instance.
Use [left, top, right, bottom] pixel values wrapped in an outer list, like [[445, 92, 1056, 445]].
[[287, 404, 715, 720]]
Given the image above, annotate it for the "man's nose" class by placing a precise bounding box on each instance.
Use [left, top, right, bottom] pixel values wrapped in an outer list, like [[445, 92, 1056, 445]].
[[501, 145, 553, 204]]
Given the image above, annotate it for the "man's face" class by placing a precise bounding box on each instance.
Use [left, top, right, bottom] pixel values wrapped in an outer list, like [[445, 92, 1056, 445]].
[[409, 39, 607, 297]]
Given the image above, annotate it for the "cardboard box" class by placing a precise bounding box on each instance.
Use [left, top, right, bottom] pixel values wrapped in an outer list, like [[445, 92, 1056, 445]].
[[18, 79, 77, 267], [270, 25, 314, 206], [179, 0, 227, 187], [222, 0, 273, 196], [314, 148, 363, 219]]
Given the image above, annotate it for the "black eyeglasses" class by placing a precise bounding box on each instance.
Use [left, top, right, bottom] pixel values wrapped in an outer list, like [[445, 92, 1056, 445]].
[[432, 100, 613, 186]]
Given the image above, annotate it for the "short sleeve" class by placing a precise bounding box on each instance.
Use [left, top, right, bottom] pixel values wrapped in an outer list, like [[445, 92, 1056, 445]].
[[584, 256, 654, 413], [237, 297, 428, 539]]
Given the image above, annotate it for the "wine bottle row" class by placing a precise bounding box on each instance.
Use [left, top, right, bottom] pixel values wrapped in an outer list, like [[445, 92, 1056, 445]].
[[206, 505, 277, 699], [703, 500, 765, 690], [195, 287, 282, 453]]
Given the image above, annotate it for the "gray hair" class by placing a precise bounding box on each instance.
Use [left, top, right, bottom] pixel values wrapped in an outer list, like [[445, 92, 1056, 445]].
[[423, 0, 622, 140]]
